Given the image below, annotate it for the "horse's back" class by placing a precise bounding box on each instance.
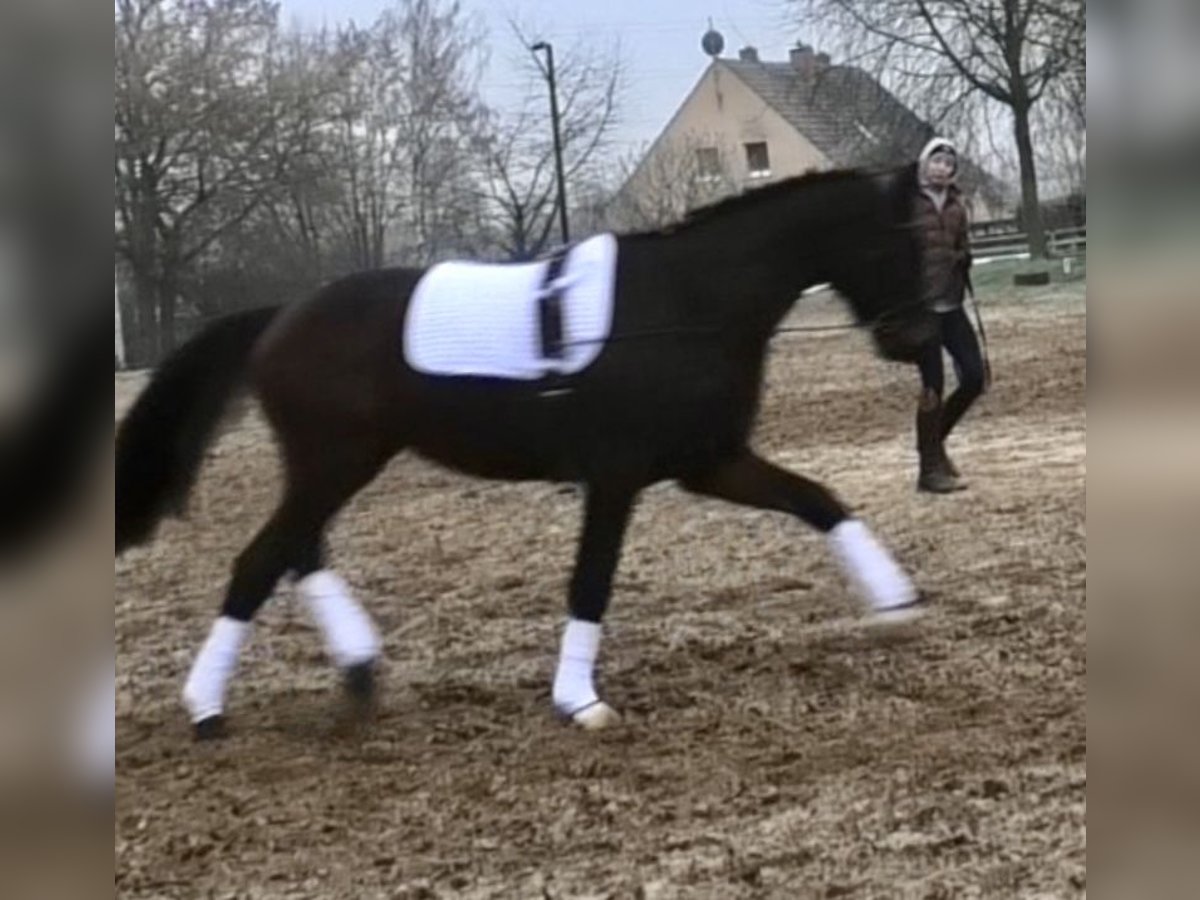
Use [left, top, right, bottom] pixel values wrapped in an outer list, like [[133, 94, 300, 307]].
[[247, 266, 579, 478], [250, 267, 420, 436]]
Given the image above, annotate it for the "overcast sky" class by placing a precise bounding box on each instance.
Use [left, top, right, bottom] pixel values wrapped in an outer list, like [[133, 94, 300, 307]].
[[279, 0, 807, 154]]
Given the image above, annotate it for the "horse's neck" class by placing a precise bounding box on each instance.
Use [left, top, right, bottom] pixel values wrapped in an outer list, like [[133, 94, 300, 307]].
[[684, 202, 819, 335]]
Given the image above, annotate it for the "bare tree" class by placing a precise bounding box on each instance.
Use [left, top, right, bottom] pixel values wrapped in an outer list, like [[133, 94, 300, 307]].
[[115, 0, 494, 362], [174, 26, 356, 322], [309, 0, 486, 270], [1039, 1, 1084, 202], [179, 0, 491, 333], [394, 0, 490, 263], [605, 133, 738, 231], [318, 18, 407, 271], [477, 29, 624, 260], [115, 0, 301, 362], [791, 0, 1084, 258], [254, 28, 357, 284], [1050, 0, 1085, 132], [1035, 84, 1085, 200]]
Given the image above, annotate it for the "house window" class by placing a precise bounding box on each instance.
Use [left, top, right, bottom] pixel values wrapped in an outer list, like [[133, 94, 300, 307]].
[[744, 141, 771, 177], [695, 147, 722, 180]]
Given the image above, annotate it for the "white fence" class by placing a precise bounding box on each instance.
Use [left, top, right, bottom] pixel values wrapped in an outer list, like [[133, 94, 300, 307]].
[[970, 222, 1087, 263]]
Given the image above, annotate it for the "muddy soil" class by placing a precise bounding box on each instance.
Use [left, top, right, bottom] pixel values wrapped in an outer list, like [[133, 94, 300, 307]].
[[117, 286, 1085, 899]]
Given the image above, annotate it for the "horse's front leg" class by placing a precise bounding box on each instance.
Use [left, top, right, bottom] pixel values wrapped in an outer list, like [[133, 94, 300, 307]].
[[681, 452, 925, 622], [553, 481, 638, 729]]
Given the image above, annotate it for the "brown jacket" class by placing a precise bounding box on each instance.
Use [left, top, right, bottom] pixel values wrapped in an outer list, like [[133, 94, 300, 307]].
[[914, 185, 971, 310]]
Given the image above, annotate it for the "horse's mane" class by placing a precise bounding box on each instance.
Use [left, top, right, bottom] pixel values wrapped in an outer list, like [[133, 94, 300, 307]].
[[682, 168, 873, 224], [625, 164, 910, 239]]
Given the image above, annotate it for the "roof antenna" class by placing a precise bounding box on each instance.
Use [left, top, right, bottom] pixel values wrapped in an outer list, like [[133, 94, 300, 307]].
[[701, 17, 725, 58]]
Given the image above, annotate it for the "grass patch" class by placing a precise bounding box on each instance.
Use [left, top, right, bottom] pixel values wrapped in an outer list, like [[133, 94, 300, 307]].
[[972, 255, 1086, 299]]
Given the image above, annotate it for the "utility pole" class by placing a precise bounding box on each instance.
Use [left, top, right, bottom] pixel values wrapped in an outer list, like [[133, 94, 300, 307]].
[[531, 40, 570, 246]]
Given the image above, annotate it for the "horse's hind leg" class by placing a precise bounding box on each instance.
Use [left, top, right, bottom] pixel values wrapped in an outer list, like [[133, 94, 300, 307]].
[[183, 440, 390, 739], [680, 451, 924, 622]]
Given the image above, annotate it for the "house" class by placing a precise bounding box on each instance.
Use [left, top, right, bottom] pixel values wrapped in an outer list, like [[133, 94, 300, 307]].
[[613, 40, 1007, 228]]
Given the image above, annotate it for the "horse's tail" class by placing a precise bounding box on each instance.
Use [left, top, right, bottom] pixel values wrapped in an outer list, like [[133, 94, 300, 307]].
[[116, 306, 282, 554]]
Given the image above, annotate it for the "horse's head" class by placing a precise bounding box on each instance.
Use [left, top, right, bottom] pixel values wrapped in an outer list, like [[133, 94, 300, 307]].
[[821, 164, 936, 363]]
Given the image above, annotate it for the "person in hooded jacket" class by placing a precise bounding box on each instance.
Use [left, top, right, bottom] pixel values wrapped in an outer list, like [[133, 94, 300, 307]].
[[911, 137, 986, 493]]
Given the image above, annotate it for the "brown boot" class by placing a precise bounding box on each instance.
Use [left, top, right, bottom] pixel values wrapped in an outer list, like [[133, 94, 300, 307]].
[[940, 446, 961, 479], [917, 396, 964, 494], [940, 381, 983, 479]]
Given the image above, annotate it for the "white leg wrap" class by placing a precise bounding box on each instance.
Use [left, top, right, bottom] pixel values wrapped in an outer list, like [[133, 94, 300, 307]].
[[827, 520, 918, 612], [182, 617, 249, 723], [553, 618, 602, 715], [297, 570, 381, 668]]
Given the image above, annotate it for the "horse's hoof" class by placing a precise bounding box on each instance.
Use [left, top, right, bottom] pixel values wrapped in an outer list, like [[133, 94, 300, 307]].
[[570, 701, 621, 730], [193, 715, 227, 742], [344, 661, 377, 706]]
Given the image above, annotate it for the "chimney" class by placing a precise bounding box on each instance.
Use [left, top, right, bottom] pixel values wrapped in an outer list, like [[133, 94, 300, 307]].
[[790, 43, 815, 75], [738, 46, 759, 63]]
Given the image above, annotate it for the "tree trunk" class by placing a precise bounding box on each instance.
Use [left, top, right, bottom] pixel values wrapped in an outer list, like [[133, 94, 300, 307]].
[[156, 275, 177, 360], [1012, 97, 1047, 259], [131, 267, 160, 368], [116, 278, 139, 369]]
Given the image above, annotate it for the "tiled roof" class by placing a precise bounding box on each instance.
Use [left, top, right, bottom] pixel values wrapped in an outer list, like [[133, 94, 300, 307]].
[[721, 59, 994, 195]]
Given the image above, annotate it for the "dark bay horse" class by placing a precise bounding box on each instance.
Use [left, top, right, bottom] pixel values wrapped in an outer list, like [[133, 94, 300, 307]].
[[116, 165, 935, 739]]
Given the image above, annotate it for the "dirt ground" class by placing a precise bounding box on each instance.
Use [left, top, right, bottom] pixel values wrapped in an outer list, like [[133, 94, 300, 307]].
[[116, 283, 1086, 899]]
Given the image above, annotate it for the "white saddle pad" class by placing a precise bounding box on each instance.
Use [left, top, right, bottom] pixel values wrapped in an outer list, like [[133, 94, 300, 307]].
[[403, 233, 619, 380]]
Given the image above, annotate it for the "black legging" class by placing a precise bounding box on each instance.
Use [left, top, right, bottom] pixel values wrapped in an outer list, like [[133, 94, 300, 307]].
[[917, 306, 985, 437]]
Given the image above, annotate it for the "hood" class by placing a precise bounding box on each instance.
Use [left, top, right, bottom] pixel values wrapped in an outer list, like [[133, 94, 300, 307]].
[[918, 137, 958, 183]]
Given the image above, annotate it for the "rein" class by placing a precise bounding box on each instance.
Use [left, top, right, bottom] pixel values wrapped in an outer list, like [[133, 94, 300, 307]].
[[555, 298, 914, 350], [964, 272, 993, 390]]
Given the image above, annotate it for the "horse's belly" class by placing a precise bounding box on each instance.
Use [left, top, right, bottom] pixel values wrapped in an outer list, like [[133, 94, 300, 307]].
[[400, 360, 759, 484], [411, 438, 568, 482], [408, 396, 577, 481]]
